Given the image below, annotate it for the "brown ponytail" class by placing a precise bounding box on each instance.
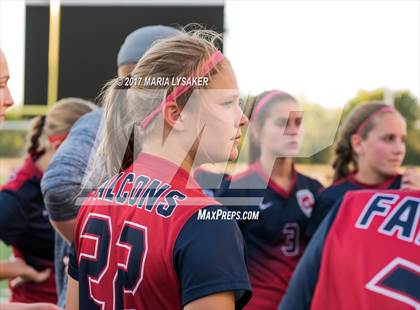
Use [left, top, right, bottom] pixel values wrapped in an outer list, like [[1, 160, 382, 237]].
[[26, 97, 96, 157], [27, 115, 46, 155], [93, 28, 225, 181], [332, 132, 355, 182], [332, 101, 401, 182], [246, 95, 260, 164]]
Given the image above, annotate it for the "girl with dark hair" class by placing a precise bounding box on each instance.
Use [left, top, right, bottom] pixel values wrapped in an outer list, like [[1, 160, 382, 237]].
[[219, 90, 323, 309], [0, 98, 96, 304], [308, 101, 419, 236]]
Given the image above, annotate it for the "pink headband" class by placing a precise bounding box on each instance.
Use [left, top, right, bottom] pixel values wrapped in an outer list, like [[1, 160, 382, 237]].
[[252, 90, 284, 121], [139, 50, 225, 129], [48, 133, 68, 145], [355, 106, 395, 135]]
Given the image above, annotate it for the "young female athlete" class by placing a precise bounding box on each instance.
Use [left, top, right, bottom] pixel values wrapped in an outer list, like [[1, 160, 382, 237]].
[[66, 29, 252, 310], [217, 90, 323, 309], [0, 49, 14, 120], [308, 102, 420, 236], [0, 98, 96, 304], [280, 189, 419, 310], [1, 48, 62, 310]]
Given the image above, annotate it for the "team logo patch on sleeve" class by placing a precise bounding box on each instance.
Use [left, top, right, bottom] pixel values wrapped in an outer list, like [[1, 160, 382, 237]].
[[296, 189, 315, 217]]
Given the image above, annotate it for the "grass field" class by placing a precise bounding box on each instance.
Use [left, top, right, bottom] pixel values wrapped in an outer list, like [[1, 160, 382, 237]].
[[0, 160, 17, 301], [0, 241, 11, 302], [0, 160, 12, 302]]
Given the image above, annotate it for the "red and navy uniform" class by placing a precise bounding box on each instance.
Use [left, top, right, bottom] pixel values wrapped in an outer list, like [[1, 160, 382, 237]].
[[216, 161, 323, 309], [280, 189, 419, 310], [307, 174, 401, 236], [193, 167, 230, 198], [0, 155, 56, 304], [68, 153, 251, 310]]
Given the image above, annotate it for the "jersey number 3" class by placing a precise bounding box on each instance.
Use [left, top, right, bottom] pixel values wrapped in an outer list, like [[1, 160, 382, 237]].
[[78, 213, 148, 310], [281, 223, 300, 256]]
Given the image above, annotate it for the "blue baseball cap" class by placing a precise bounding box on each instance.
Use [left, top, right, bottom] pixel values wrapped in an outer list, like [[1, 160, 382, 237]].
[[117, 25, 182, 66]]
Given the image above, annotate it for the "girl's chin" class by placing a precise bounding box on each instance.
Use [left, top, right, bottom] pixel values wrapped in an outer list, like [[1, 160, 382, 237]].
[[272, 149, 300, 158], [229, 149, 239, 161], [378, 168, 400, 178], [204, 148, 238, 163]]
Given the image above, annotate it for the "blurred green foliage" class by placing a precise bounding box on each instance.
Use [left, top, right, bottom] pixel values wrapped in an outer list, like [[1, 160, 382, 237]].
[[296, 88, 419, 165], [0, 241, 11, 301], [1, 89, 418, 166], [0, 130, 27, 157], [296, 103, 341, 164]]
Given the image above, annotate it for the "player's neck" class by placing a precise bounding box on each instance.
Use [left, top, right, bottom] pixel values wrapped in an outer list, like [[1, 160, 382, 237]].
[[34, 148, 55, 173], [353, 165, 389, 186], [141, 142, 194, 175], [259, 153, 293, 180]]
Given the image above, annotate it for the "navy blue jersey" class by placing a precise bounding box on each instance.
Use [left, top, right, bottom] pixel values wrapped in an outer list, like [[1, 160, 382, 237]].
[[0, 155, 56, 303], [0, 155, 54, 264], [307, 174, 402, 236], [280, 190, 419, 310], [218, 161, 323, 309], [193, 167, 230, 197]]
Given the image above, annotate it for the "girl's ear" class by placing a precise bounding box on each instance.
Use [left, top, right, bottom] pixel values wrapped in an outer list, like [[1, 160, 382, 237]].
[[350, 133, 364, 156], [163, 101, 185, 131], [251, 123, 261, 141]]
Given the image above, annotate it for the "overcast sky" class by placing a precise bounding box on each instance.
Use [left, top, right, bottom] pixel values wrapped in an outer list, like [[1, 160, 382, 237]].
[[225, 0, 419, 107]]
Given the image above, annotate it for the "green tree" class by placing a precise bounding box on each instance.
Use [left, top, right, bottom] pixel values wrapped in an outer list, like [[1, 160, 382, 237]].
[[298, 88, 419, 166], [296, 103, 341, 164]]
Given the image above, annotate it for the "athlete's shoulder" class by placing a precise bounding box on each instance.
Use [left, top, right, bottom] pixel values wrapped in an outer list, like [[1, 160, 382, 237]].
[[193, 167, 229, 195], [174, 204, 251, 307], [342, 188, 419, 203], [216, 165, 262, 200], [229, 163, 261, 186], [71, 108, 102, 132], [388, 174, 402, 189], [1, 156, 42, 192], [194, 167, 227, 184], [319, 177, 354, 200], [81, 167, 218, 220], [296, 172, 324, 192], [334, 188, 420, 228]]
